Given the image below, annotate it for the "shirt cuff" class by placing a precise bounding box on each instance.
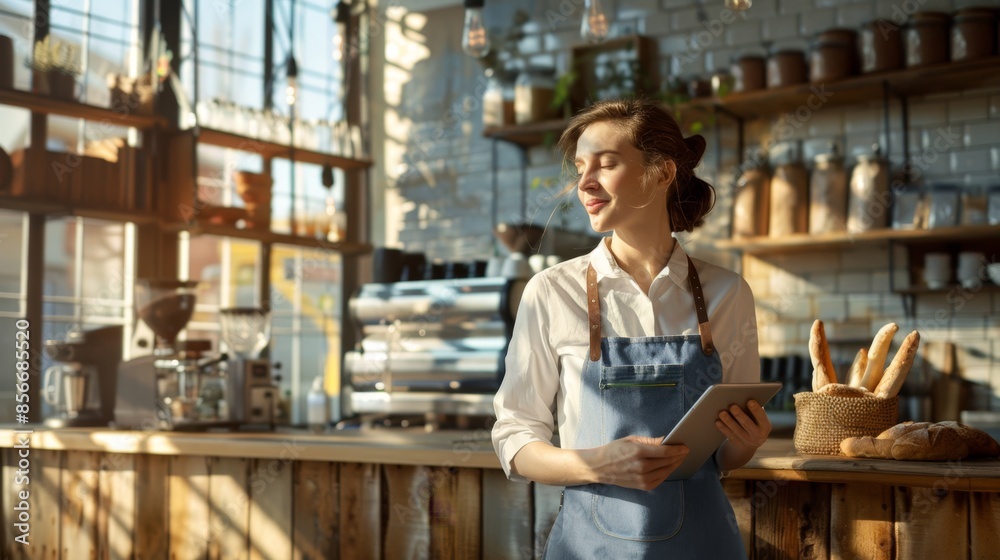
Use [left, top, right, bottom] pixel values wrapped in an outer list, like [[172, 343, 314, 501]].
[[499, 432, 550, 483]]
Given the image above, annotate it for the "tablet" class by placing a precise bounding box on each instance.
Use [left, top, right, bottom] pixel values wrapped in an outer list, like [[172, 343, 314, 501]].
[[660, 382, 782, 480]]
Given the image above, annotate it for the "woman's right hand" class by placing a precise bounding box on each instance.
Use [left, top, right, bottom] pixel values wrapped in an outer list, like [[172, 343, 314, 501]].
[[584, 436, 689, 490]]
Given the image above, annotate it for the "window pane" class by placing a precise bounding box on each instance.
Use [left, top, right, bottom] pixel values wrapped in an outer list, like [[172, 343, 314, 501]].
[[270, 244, 342, 424], [184, 234, 262, 352]]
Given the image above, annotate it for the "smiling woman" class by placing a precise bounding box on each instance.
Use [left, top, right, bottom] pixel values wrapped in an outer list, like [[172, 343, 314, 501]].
[[492, 98, 765, 559]]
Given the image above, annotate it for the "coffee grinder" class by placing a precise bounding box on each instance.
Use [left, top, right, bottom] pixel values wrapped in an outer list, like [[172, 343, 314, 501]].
[[220, 307, 280, 427], [43, 326, 123, 428]]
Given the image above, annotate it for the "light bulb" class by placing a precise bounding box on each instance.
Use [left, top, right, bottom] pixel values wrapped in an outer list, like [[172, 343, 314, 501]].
[[462, 0, 490, 59], [285, 54, 299, 107], [332, 1, 349, 61], [725, 0, 752, 11], [581, 0, 609, 43]]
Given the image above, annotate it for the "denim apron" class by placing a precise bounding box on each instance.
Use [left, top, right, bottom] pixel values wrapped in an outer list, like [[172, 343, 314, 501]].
[[544, 256, 748, 559]]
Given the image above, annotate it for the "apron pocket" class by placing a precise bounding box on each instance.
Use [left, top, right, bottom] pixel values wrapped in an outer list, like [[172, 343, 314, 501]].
[[591, 481, 684, 541], [595, 363, 685, 540]]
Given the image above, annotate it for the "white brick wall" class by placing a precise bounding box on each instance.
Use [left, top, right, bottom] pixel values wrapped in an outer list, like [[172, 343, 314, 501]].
[[385, 0, 1000, 409]]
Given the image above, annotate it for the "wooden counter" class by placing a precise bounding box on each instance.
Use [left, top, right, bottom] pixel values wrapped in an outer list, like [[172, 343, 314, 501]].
[[2, 427, 999, 559]]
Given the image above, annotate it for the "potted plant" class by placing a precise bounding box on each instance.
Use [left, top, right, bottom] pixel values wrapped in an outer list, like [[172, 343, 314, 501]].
[[28, 36, 81, 100]]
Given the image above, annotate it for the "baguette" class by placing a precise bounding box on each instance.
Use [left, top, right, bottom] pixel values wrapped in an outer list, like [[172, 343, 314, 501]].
[[809, 320, 837, 391], [874, 330, 920, 398], [847, 348, 868, 388], [840, 436, 894, 458], [859, 322, 898, 392]]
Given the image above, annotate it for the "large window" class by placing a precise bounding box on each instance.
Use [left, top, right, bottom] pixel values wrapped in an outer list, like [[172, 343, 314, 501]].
[[0, 211, 26, 423]]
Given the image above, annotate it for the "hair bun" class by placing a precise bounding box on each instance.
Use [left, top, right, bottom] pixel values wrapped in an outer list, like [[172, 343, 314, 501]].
[[683, 134, 707, 163]]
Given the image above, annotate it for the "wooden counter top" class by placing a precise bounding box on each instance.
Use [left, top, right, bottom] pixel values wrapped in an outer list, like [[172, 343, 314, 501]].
[[3, 427, 999, 490]]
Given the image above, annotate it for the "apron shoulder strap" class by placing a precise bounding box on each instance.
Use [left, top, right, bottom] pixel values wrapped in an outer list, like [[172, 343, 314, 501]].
[[586, 264, 601, 361], [686, 256, 715, 356], [585, 256, 716, 361]]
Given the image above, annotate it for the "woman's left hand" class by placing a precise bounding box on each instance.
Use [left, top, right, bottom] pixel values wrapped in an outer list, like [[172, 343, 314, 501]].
[[715, 399, 772, 451]]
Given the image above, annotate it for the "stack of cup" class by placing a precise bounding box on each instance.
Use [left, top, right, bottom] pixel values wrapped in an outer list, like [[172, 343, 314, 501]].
[[957, 252, 985, 289], [922, 253, 951, 289]]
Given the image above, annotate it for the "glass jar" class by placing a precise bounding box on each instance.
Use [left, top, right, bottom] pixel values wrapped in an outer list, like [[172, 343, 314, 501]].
[[809, 147, 848, 234], [767, 50, 808, 88], [951, 7, 997, 61], [860, 19, 904, 73], [731, 55, 766, 92], [926, 184, 959, 229], [987, 185, 1000, 225], [847, 148, 891, 233], [483, 75, 505, 128], [892, 183, 923, 230], [960, 187, 988, 226], [809, 29, 858, 83], [514, 67, 558, 125], [769, 142, 809, 237], [732, 148, 770, 238], [906, 11, 951, 68]]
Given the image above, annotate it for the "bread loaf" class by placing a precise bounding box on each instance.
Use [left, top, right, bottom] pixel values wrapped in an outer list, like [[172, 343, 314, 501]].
[[874, 330, 920, 398], [937, 421, 1000, 458], [840, 436, 894, 458], [817, 383, 869, 398], [859, 323, 898, 392], [847, 348, 868, 388], [809, 319, 837, 391], [891, 424, 969, 461], [846, 421, 1000, 461]]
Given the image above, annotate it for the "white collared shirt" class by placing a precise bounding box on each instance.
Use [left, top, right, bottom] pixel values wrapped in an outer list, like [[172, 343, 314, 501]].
[[492, 238, 760, 481]]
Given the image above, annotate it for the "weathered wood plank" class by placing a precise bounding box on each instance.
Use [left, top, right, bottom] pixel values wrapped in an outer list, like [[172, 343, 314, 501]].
[[97, 453, 135, 560], [20, 447, 59, 560], [169, 455, 210, 559], [61, 451, 100, 559], [339, 462, 381, 559], [428, 467, 482, 560], [455, 468, 482, 559], [971, 492, 1000, 560], [481, 468, 533, 560], [248, 457, 293, 560], [895, 486, 969, 560], [134, 454, 169, 560], [384, 464, 431, 560], [830, 482, 893, 560], [533, 483, 562, 559], [208, 457, 250, 560], [722, 478, 753, 557], [754, 479, 831, 560], [4, 447, 28, 560], [292, 460, 338, 560]]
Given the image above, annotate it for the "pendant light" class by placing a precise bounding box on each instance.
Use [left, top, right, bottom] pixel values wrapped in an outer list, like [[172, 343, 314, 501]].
[[285, 53, 299, 106], [725, 0, 752, 11], [332, 0, 350, 62], [581, 0, 610, 43], [462, 0, 490, 59]]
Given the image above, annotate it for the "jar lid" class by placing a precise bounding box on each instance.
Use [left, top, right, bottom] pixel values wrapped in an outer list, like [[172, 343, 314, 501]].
[[816, 28, 858, 43], [733, 53, 766, 63], [952, 7, 997, 23], [929, 183, 959, 192], [770, 141, 802, 166], [908, 11, 950, 25]]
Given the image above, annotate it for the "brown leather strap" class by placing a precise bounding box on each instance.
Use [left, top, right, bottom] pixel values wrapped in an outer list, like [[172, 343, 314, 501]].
[[687, 256, 715, 356], [586, 264, 601, 361], [585, 256, 715, 360]]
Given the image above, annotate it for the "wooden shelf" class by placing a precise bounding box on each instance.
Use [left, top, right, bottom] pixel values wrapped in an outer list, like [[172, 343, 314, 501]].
[[715, 224, 1000, 255], [483, 119, 569, 149], [482, 56, 1000, 147], [196, 127, 373, 170], [0, 87, 168, 129], [894, 284, 1000, 295], [165, 221, 373, 255], [688, 55, 1000, 120], [0, 195, 158, 224]]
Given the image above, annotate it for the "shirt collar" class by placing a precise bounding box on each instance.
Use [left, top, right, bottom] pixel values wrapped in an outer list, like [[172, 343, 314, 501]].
[[588, 236, 691, 292]]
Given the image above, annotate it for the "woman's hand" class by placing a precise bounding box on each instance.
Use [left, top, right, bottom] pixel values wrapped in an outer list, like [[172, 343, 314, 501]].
[[715, 399, 772, 453], [584, 436, 689, 491]]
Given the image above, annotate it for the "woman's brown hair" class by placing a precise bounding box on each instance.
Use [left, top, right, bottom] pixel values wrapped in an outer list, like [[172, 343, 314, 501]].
[[557, 98, 715, 233]]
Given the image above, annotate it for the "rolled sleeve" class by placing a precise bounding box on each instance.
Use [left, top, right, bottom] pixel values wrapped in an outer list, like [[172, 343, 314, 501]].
[[492, 273, 561, 482], [720, 277, 760, 384]]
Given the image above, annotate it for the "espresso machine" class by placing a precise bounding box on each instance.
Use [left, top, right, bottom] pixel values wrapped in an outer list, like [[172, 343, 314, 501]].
[[116, 279, 230, 430], [43, 326, 123, 428], [220, 307, 280, 427]]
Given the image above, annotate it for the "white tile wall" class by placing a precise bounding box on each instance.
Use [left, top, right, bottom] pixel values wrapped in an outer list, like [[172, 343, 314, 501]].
[[950, 148, 993, 175], [799, 7, 839, 35], [725, 20, 763, 47], [948, 97, 990, 122], [835, 3, 875, 28]]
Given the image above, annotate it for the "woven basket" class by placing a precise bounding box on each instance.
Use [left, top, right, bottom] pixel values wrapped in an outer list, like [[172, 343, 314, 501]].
[[793, 392, 899, 455]]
